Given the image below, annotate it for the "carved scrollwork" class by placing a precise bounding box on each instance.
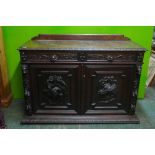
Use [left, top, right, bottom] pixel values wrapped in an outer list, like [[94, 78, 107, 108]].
[[97, 75, 118, 103], [22, 64, 32, 115]]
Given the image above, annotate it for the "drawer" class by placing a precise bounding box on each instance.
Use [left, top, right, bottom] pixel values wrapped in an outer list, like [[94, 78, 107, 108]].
[[20, 51, 78, 63], [20, 51, 144, 63], [87, 52, 143, 63]]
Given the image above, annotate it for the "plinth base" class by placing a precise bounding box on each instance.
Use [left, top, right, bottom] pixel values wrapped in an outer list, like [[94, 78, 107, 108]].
[[21, 114, 140, 124]]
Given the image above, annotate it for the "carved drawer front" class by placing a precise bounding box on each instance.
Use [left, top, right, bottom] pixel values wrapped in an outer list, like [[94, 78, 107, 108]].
[[87, 52, 144, 63], [20, 51, 78, 63], [29, 64, 81, 115], [82, 64, 135, 114]]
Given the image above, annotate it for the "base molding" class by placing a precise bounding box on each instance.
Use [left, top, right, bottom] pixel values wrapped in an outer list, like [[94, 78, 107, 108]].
[[21, 114, 140, 124]]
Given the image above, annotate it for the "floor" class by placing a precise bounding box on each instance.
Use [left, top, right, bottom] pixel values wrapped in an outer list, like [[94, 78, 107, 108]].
[[2, 87, 155, 129]]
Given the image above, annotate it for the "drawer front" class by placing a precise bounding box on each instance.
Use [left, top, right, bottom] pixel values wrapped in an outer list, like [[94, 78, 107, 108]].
[[20, 51, 144, 63], [82, 64, 136, 114], [20, 51, 78, 63], [87, 52, 143, 62]]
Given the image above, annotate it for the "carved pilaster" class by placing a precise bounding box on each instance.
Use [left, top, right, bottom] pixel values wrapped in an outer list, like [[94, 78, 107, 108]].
[[130, 64, 142, 114], [22, 64, 32, 115]]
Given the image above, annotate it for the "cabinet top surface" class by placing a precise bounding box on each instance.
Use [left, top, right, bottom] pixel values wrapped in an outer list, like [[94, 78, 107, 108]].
[[19, 34, 146, 52]]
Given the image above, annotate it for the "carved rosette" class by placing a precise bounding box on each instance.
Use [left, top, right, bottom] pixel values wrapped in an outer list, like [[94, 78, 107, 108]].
[[22, 64, 32, 115], [97, 75, 118, 104]]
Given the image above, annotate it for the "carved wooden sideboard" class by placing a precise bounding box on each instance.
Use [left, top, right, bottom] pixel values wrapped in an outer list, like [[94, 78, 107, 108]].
[[19, 34, 146, 124]]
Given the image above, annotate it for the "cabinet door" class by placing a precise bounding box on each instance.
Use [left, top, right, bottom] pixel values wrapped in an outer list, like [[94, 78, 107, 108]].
[[82, 64, 135, 114], [29, 64, 81, 115]]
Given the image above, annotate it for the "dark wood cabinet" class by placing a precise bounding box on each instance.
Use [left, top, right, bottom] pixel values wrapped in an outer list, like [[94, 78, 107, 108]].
[[19, 34, 146, 124]]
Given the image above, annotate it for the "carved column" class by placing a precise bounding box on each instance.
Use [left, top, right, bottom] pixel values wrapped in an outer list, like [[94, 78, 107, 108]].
[[21, 64, 32, 115], [0, 27, 12, 107], [130, 53, 143, 114]]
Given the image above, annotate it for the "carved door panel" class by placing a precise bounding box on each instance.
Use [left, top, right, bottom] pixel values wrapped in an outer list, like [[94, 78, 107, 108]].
[[82, 65, 135, 114], [30, 64, 81, 115]]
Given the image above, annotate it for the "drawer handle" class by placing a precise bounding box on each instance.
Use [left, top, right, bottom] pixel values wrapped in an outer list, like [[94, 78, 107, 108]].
[[49, 55, 58, 62], [106, 55, 114, 62]]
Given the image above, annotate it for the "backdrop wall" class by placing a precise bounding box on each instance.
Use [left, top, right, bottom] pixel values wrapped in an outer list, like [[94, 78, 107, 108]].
[[2, 26, 153, 99]]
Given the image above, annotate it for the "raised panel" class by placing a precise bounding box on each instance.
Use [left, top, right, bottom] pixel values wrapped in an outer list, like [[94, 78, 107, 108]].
[[83, 65, 135, 114], [29, 64, 81, 114]]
